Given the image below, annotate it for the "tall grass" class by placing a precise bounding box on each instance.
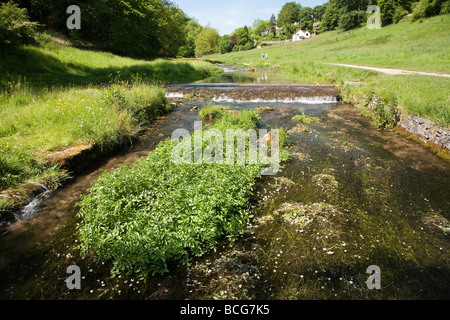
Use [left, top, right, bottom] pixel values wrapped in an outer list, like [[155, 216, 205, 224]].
[[0, 76, 169, 192]]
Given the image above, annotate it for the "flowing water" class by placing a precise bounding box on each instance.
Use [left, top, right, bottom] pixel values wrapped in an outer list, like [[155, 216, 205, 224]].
[[0, 69, 449, 300]]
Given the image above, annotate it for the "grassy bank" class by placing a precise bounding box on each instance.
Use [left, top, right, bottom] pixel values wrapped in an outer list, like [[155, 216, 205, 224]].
[[0, 33, 221, 89], [0, 34, 222, 213], [206, 15, 450, 127]]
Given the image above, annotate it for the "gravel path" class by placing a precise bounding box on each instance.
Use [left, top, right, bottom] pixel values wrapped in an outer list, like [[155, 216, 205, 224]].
[[326, 63, 450, 78]]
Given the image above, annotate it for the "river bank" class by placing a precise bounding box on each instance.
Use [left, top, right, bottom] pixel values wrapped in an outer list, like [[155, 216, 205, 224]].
[[1, 85, 449, 299]]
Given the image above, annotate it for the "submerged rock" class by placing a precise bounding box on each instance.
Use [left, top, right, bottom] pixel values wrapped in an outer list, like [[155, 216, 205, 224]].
[[288, 125, 311, 135], [187, 250, 261, 300], [274, 202, 341, 229]]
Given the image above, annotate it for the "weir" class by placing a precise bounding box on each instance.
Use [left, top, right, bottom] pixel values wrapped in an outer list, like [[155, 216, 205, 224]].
[[165, 83, 340, 103]]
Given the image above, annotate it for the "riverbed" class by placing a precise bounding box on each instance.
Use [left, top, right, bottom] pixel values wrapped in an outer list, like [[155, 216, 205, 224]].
[[0, 68, 449, 300]]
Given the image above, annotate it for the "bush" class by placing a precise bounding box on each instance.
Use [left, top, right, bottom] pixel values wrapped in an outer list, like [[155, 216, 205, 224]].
[[76, 109, 269, 278], [411, 0, 447, 21], [339, 10, 367, 30], [0, 1, 38, 48], [393, 7, 409, 23], [441, 0, 450, 13]]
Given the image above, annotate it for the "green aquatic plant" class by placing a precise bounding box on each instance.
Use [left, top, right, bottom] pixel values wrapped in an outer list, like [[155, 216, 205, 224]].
[[76, 108, 291, 278], [292, 109, 320, 125]]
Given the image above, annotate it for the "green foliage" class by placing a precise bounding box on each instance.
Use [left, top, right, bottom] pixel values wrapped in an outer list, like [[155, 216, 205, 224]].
[[321, 2, 342, 31], [195, 28, 221, 56], [178, 19, 203, 58], [11, 0, 190, 58], [233, 26, 253, 46], [229, 26, 254, 52], [339, 10, 367, 30], [0, 76, 169, 191], [312, 3, 329, 21], [219, 35, 234, 54], [292, 109, 321, 124], [199, 105, 230, 121], [278, 2, 302, 35], [363, 90, 401, 129], [0, 1, 38, 48], [441, 1, 450, 13], [378, 0, 397, 24], [269, 14, 277, 36], [411, 0, 447, 21], [298, 7, 314, 31], [76, 109, 270, 278], [393, 6, 409, 23], [252, 19, 271, 39]]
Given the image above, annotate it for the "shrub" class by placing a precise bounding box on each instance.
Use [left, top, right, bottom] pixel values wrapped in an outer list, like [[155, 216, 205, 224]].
[[364, 91, 401, 129], [0, 1, 38, 48], [338, 10, 367, 31], [76, 109, 274, 278]]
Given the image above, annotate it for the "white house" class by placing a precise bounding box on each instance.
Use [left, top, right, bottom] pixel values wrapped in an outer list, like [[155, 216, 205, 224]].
[[292, 29, 311, 42]]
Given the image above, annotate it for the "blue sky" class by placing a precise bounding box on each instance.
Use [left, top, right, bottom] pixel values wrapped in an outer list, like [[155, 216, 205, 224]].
[[173, 0, 328, 35]]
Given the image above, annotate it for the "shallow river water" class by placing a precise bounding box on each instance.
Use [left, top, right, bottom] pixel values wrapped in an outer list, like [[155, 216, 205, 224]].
[[0, 69, 449, 300]]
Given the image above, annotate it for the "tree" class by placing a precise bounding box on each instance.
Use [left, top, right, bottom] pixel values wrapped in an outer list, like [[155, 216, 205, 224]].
[[234, 26, 251, 46], [219, 34, 233, 53], [230, 26, 254, 52], [277, 2, 302, 35], [312, 3, 328, 21], [377, 0, 396, 24], [11, 0, 193, 58], [178, 19, 203, 57], [339, 10, 367, 30], [269, 14, 277, 36], [156, 4, 188, 57], [195, 27, 220, 56], [321, 2, 341, 31], [298, 7, 314, 31]]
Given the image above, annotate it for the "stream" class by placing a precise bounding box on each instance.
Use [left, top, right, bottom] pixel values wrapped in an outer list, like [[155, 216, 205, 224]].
[[0, 68, 449, 300]]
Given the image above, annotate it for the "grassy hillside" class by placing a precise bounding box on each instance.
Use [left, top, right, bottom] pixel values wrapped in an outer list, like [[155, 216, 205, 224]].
[[208, 15, 450, 126], [0, 33, 220, 90], [0, 34, 221, 206]]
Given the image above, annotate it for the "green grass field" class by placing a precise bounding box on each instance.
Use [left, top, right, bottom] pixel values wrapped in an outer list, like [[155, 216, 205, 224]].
[[207, 15, 450, 126]]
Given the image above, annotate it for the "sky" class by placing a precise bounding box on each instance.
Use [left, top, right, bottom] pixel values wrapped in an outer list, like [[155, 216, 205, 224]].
[[173, 0, 329, 36]]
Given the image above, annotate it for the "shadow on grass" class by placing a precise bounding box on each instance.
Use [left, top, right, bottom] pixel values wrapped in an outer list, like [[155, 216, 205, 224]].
[[0, 46, 215, 90]]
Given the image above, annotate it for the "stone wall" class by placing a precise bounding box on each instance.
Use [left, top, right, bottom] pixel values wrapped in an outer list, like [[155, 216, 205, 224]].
[[399, 116, 450, 150]]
